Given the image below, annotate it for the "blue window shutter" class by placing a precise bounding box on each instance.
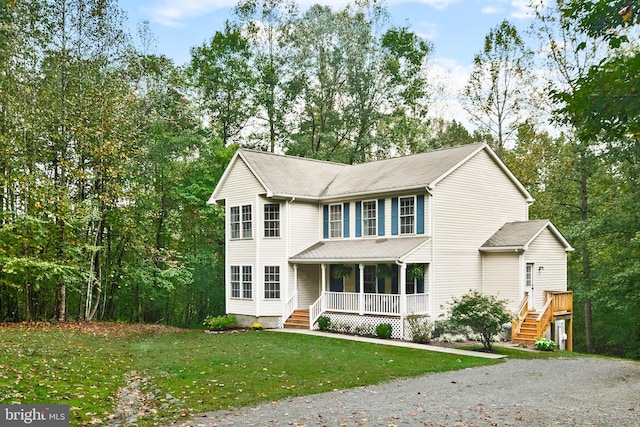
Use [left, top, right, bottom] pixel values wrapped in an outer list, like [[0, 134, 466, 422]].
[[323, 205, 329, 239], [355, 264, 360, 292], [418, 276, 425, 293], [343, 202, 350, 237], [355, 201, 362, 237], [391, 197, 398, 236], [417, 195, 425, 235], [378, 199, 385, 236], [377, 276, 385, 293]]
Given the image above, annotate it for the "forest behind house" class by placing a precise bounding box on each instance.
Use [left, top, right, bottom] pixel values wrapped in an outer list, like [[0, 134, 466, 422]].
[[1, 0, 639, 359]]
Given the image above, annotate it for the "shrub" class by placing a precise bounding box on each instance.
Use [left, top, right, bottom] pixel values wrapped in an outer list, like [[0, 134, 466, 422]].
[[376, 323, 393, 339], [251, 322, 263, 331], [406, 315, 433, 343], [535, 337, 556, 351], [445, 290, 514, 351], [203, 314, 238, 331], [317, 316, 331, 330]]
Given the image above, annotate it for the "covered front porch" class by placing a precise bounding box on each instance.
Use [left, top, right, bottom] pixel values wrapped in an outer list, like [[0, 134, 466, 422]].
[[285, 236, 432, 340]]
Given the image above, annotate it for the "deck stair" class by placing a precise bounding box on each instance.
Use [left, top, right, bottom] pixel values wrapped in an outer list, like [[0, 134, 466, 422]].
[[512, 311, 539, 344], [284, 310, 310, 330]]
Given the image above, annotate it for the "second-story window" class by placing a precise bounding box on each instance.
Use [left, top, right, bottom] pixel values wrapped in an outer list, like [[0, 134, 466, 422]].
[[264, 204, 280, 237], [362, 200, 377, 237], [400, 196, 415, 234], [329, 204, 342, 238], [230, 205, 252, 239], [241, 205, 252, 238]]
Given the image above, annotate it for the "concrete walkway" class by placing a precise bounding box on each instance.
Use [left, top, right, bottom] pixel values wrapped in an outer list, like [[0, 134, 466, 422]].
[[271, 328, 506, 359]]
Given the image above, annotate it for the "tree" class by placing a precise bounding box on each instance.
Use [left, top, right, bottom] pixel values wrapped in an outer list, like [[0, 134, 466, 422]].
[[283, 1, 432, 163], [462, 19, 535, 158], [446, 290, 514, 352], [189, 21, 256, 146]]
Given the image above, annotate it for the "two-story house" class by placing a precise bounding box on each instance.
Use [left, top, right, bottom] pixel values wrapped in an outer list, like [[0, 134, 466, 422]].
[[208, 143, 573, 347]]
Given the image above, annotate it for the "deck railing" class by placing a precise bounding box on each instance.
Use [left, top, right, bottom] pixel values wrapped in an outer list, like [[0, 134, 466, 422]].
[[281, 291, 298, 327], [406, 294, 430, 315]]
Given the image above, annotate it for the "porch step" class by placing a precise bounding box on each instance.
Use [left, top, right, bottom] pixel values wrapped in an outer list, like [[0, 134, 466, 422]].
[[284, 310, 310, 330], [512, 311, 540, 344]]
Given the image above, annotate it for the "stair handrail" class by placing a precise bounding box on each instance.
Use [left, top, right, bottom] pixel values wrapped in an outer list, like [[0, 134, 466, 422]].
[[511, 292, 529, 340], [281, 291, 298, 327], [535, 295, 554, 338]]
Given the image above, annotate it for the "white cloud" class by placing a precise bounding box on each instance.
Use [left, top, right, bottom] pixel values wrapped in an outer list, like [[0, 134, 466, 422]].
[[387, 0, 460, 10], [510, 0, 535, 19], [426, 58, 474, 128], [481, 6, 502, 15], [143, 0, 235, 27]]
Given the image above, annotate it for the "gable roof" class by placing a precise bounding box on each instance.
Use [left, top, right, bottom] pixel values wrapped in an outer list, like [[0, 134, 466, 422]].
[[289, 236, 431, 264], [209, 143, 533, 203], [480, 220, 573, 252]]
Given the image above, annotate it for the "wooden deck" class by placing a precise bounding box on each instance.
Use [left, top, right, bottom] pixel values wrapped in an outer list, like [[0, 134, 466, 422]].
[[512, 291, 573, 351]]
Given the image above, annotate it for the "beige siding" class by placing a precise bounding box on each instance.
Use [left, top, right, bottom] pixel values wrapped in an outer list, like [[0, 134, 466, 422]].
[[297, 264, 321, 308], [432, 149, 529, 318], [482, 252, 521, 312], [525, 228, 568, 309]]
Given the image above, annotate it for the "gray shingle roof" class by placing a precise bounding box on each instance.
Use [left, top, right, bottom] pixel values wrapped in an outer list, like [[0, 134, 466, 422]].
[[290, 236, 430, 263], [481, 220, 572, 251], [238, 143, 485, 200]]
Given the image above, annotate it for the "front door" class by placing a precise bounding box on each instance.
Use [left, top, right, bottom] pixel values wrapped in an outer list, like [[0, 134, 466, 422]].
[[525, 263, 535, 310]]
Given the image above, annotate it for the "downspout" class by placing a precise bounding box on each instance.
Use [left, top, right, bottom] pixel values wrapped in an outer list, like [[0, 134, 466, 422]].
[[286, 197, 295, 308], [255, 194, 260, 319], [426, 185, 435, 317]]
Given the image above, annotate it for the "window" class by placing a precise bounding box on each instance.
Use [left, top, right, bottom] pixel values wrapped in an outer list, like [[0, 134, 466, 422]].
[[230, 266, 240, 298], [264, 266, 280, 299], [242, 266, 252, 299], [230, 207, 240, 239], [362, 200, 377, 237], [230, 205, 252, 239], [364, 265, 377, 293], [526, 263, 534, 288], [399, 196, 415, 234], [264, 204, 280, 237], [329, 204, 342, 238], [241, 205, 252, 238]]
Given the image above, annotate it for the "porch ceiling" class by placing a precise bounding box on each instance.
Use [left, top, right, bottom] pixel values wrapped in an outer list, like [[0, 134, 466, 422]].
[[289, 236, 430, 264]]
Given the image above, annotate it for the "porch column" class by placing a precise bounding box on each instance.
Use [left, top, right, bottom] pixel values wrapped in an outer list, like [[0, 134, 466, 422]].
[[359, 263, 365, 315], [399, 263, 407, 339], [320, 264, 327, 312], [292, 264, 298, 308]]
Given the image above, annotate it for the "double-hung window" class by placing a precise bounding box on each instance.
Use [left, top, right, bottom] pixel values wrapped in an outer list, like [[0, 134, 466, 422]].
[[241, 205, 252, 238], [231, 265, 252, 299], [264, 266, 280, 299], [329, 204, 342, 238], [242, 266, 252, 299], [364, 265, 377, 293], [230, 266, 241, 298], [362, 200, 377, 237], [399, 196, 415, 234], [230, 205, 252, 239], [264, 204, 280, 237]]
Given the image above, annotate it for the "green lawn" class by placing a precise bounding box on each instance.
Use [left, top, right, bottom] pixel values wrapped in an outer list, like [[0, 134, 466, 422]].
[[0, 323, 532, 426]]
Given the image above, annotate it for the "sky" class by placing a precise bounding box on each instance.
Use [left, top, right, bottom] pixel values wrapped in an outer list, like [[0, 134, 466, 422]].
[[118, 0, 539, 127]]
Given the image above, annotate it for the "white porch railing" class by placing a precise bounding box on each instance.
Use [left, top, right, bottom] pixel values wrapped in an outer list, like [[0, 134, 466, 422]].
[[281, 291, 298, 327], [317, 291, 428, 316], [406, 293, 430, 315]]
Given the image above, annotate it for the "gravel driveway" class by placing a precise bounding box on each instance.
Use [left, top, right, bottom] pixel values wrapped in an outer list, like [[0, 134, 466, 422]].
[[170, 356, 640, 427]]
